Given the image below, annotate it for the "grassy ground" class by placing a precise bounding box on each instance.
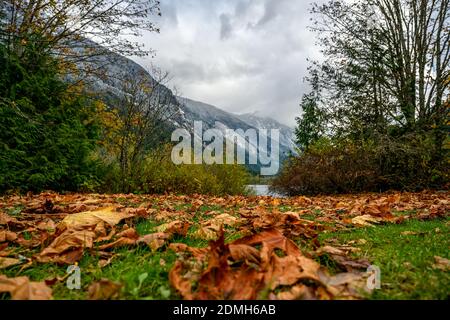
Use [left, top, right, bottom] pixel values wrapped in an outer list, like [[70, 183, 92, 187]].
[[320, 218, 449, 299], [1, 200, 448, 300]]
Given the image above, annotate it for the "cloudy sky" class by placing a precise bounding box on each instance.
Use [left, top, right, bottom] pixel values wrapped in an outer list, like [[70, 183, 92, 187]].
[[134, 0, 323, 127]]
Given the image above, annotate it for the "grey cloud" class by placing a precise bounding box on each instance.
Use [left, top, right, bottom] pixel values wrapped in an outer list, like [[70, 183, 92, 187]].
[[255, 0, 280, 27], [234, 0, 252, 18], [219, 13, 233, 40], [160, 2, 178, 27], [136, 0, 322, 126]]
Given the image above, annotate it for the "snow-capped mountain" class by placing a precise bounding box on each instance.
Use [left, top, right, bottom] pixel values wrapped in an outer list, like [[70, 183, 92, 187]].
[[77, 46, 296, 174], [176, 97, 297, 174], [236, 112, 297, 153]]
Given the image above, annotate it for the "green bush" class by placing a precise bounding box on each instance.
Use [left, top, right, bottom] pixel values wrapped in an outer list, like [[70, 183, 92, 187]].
[[271, 134, 449, 196], [97, 146, 251, 196]]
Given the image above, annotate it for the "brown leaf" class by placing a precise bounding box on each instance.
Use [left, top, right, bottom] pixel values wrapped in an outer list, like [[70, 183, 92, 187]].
[[229, 244, 260, 264], [351, 215, 382, 227], [168, 243, 208, 258], [169, 261, 194, 300], [0, 257, 21, 269], [98, 237, 136, 251], [316, 246, 370, 271], [0, 212, 16, 225], [264, 254, 323, 290], [88, 279, 122, 300], [432, 256, 450, 271], [61, 207, 134, 228], [234, 229, 302, 260], [137, 232, 169, 251], [36, 219, 56, 232], [36, 228, 95, 264], [0, 275, 52, 300], [0, 230, 18, 242], [273, 284, 316, 300], [156, 220, 190, 237], [211, 213, 239, 227], [323, 272, 369, 299], [192, 223, 221, 240]]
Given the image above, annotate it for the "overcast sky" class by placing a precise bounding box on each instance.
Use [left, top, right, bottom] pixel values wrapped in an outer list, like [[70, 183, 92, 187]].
[[133, 0, 323, 127]]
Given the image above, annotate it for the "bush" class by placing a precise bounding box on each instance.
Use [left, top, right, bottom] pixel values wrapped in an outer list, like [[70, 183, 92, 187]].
[[271, 134, 449, 196], [97, 146, 251, 196]]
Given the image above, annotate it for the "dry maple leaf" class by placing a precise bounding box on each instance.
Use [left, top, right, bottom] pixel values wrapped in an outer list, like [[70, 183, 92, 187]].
[[0, 275, 52, 300], [272, 284, 316, 300], [432, 256, 450, 271], [229, 244, 260, 265], [316, 246, 370, 271], [36, 228, 96, 264], [192, 223, 221, 240], [97, 228, 139, 251], [0, 257, 22, 269], [88, 279, 122, 300], [0, 230, 18, 242], [61, 207, 134, 228], [169, 243, 208, 258], [156, 220, 190, 237], [211, 213, 239, 227], [169, 261, 194, 300], [137, 232, 170, 251], [350, 215, 382, 227]]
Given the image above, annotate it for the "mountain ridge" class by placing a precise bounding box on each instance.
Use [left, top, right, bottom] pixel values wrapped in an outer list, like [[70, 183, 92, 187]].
[[78, 46, 297, 173]]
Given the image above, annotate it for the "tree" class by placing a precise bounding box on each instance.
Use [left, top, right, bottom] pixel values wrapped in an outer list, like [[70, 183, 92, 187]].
[[0, 36, 99, 192], [302, 0, 450, 137], [295, 70, 326, 149], [99, 68, 180, 193], [0, 0, 160, 58]]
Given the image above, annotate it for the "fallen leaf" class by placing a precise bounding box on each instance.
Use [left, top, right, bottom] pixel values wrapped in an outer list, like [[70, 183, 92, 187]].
[[0, 257, 21, 269], [273, 284, 316, 300], [211, 213, 239, 227], [192, 223, 221, 240], [351, 215, 382, 227], [88, 279, 122, 300], [229, 244, 260, 264], [61, 207, 134, 228], [36, 228, 95, 264], [156, 220, 190, 236], [137, 233, 169, 251], [0, 275, 52, 300], [0, 230, 18, 242], [401, 231, 418, 236], [432, 256, 450, 271], [316, 246, 370, 271]]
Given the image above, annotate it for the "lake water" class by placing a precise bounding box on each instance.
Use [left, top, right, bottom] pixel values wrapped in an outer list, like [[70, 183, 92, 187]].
[[246, 185, 284, 197]]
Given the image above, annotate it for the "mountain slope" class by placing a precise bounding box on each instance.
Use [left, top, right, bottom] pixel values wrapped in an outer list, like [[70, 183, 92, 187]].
[[79, 46, 296, 174], [176, 97, 296, 174]]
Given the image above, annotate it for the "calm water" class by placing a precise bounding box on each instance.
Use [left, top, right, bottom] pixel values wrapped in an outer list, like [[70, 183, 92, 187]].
[[246, 185, 284, 197]]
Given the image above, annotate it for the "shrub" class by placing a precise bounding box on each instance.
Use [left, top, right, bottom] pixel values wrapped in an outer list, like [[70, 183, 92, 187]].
[[97, 146, 250, 196], [271, 134, 449, 196]]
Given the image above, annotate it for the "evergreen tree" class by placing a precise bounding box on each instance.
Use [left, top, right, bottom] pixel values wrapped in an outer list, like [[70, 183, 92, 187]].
[[0, 36, 99, 193]]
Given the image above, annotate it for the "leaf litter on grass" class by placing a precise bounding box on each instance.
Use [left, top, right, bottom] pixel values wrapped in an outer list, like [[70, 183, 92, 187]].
[[0, 191, 448, 300]]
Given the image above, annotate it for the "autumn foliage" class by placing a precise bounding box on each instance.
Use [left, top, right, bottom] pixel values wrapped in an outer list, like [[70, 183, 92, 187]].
[[0, 191, 448, 299]]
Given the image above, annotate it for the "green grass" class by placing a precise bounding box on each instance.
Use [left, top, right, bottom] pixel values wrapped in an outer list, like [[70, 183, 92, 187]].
[[1, 218, 212, 300], [1, 205, 448, 300], [319, 218, 450, 300]]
